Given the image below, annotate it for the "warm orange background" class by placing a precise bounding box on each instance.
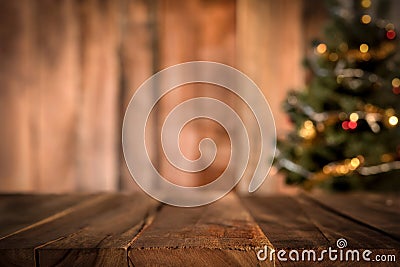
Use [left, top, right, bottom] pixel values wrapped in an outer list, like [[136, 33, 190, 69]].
[[4, 0, 386, 193]]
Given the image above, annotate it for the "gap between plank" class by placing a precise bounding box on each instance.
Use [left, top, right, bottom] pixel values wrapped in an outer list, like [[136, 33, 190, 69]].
[[34, 236, 66, 267], [126, 203, 164, 267], [301, 193, 400, 243]]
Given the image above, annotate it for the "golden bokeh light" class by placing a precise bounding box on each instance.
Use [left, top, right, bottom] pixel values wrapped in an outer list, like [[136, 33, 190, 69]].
[[316, 43, 327, 54], [361, 0, 371, 8], [392, 78, 400, 87], [361, 14, 371, 24], [388, 115, 398, 126], [360, 43, 369, 53], [350, 158, 360, 168], [349, 113, 359, 122]]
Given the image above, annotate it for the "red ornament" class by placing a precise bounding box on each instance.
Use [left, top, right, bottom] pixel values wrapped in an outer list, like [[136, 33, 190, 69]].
[[348, 121, 357, 129], [393, 87, 400, 95], [342, 121, 349, 130], [386, 30, 396, 40]]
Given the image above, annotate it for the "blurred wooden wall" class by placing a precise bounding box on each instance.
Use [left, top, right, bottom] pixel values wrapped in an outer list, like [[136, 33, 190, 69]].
[[0, 0, 324, 193], [1, 0, 124, 192]]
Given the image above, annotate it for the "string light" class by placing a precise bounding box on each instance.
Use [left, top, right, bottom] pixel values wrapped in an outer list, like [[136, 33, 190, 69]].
[[350, 157, 361, 169], [388, 115, 398, 126], [276, 153, 400, 183], [299, 120, 316, 140], [342, 121, 349, 130], [342, 120, 357, 130], [315, 43, 327, 54], [349, 112, 359, 122], [321, 43, 395, 62], [287, 99, 398, 133], [361, 0, 371, 8], [348, 121, 357, 129], [360, 43, 369, 53], [277, 0, 400, 190], [392, 78, 400, 87], [304, 120, 313, 128], [386, 30, 396, 40], [361, 14, 371, 24]]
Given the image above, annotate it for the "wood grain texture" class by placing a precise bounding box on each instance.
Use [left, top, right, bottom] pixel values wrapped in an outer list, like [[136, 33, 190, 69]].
[[129, 193, 274, 266], [296, 195, 400, 248], [0, 193, 159, 266], [119, 0, 156, 192], [304, 192, 400, 241], [0, 193, 399, 266], [0, 0, 35, 192], [241, 196, 329, 249], [0, 194, 93, 238], [156, 0, 236, 187], [35, 0, 80, 192], [242, 194, 400, 266], [76, 0, 120, 191], [236, 0, 304, 195], [236, 0, 304, 137]]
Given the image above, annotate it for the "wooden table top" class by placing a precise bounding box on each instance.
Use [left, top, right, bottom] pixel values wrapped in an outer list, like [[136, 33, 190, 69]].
[[0, 192, 398, 266]]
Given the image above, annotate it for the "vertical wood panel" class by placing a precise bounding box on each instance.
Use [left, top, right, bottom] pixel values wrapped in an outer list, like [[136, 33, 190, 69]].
[[195, 0, 236, 184], [77, 0, 119, 191], [35, 0, 80, 192], [0, 0, 35, 191], [156, 0, 236, 187], [237, 0, 304, 136], [236, 0, 304, 193], [157, 0, 202, 187], [119, 0, 155, 191]]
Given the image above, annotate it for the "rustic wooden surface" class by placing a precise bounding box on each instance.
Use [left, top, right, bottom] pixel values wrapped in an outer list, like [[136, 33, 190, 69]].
[[129, 193, 272, 266], [242, 193, 400, 267], [0, 192, 398, 266]]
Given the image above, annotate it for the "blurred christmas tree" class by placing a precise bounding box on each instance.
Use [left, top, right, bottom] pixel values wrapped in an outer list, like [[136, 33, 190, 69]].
[[275, 0, 400, 191]]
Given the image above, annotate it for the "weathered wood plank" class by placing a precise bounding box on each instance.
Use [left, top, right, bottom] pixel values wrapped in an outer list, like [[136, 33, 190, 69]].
[[295, 196, 399, 266], [129, 193, 274, 266], [304, 192, 400, 241], [241, 196, 329, 249], [0, 193, 159, 266], [242, 195, 400, 266], [296, 195, 400, 248], [0, 194, 93, 238], [1, 193, 398, 266]]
